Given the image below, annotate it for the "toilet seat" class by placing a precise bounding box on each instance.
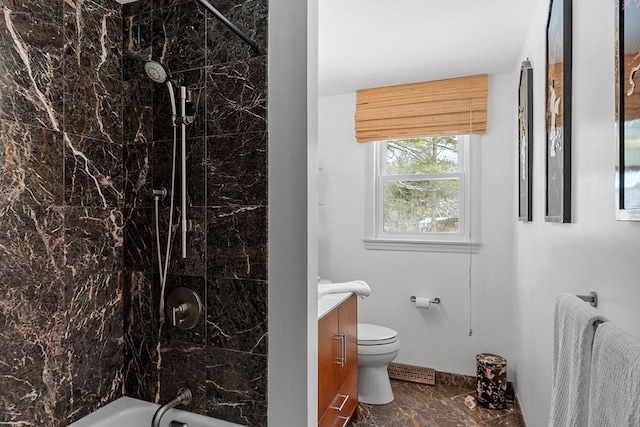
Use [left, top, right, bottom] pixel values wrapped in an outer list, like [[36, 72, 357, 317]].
[[358, 323, 398, 346], [358, 338, 400, 356]]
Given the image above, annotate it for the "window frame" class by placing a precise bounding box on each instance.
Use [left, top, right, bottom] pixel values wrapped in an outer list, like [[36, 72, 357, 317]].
[[364, 135, 481, 253]]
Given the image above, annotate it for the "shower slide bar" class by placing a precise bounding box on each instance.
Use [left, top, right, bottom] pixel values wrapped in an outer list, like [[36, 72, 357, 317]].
[[179, 86, 189, 258], [195, 0, 261, 55]]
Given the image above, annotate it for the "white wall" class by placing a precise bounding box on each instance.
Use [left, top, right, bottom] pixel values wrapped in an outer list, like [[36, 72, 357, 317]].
[[267, 1, 317, 425], [318, 71, 517, 377], [512, 1, 640, 426]]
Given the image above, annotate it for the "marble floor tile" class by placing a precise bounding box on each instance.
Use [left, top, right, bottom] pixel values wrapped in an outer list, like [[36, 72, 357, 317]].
[[353, 380, 526, 427], [485, 413, 528, 427], [447, 391, 517, 423]]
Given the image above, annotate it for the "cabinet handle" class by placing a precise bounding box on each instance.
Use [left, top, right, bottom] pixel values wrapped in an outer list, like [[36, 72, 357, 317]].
[[333, 335, 343, 365], [329, 394, 349, 411], [333, 334, 346, 366], [335, 416, 350, 427]]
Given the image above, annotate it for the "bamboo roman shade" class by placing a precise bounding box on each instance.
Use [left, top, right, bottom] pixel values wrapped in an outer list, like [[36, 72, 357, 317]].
[[355, 74, 488, 142]]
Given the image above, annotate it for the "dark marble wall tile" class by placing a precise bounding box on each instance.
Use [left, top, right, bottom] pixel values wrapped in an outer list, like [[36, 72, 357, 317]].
[[155, 207, 206, 276], [0, 46, 64, 131], [152, 137, 205, 207], [63, 272, 124, 423], [0, 120, 64, 207], [152, 0, 193, 10], [206, 132, 267, 207], [124, 142, 153, 207], [152, 68, 205, 142], [206, 57, 267, 136], [123, 79, 153, 144], [93, 0, 127, 11], [0, 1, 63, 47], [206, 348, 267, 427], [124, 207, 153, 271], [0, 308, 69, 427], [65, 206, 124, 280], [154, 274, 206, 344], [123, 12, 152, 81], [65, 133, 124, 208], [123, 0, 151, 18], [206, 278, 267, 354], [159, 342, 206, 414], [0, 5, 63, 131], [0, 205, 66, 286], [206, 206, 267, 281], [63, 0, 122, 80], [0, 0, 141, 423], [152, 1, 206, 74], [0, 205, 68, 425], [205, 0, 267, 65], [170, 207, 206, 275], [123, 271, 159, 402], [0, 200, 68, 426], [63, 69, 123, 144]]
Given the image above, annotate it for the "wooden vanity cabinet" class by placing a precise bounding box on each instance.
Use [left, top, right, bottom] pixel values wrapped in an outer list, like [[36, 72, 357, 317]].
[[318, 294, 358, 426]]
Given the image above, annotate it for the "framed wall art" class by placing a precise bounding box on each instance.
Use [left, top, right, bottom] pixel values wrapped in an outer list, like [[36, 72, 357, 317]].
[[519, 60, 533, 222], [615, 0, 640, 221], [545, 0, 572, 223]]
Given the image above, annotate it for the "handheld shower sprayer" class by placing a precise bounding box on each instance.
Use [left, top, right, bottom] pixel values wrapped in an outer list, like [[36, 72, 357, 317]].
[[144, 61, 177, 121], [143, 60, 168, 84]]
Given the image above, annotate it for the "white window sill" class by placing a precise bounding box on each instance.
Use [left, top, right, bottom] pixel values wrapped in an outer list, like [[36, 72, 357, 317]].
[[363, 238, 481, 253]]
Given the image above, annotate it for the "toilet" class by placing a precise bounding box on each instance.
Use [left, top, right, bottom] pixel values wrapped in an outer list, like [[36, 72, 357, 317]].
[[357, 323, 400, 405]]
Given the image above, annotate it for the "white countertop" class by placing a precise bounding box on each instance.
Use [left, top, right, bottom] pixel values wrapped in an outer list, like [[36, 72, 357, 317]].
[[318, 292, 352, 319]]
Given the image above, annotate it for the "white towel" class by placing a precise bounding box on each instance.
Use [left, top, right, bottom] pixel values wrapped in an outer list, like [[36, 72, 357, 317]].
[[318, 280, 371, 299], [587, 323, 640, 427], [549, 293, 608, 427]]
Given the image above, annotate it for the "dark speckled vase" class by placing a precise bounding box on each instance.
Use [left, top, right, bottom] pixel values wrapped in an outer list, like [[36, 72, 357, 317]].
[[476, 353, 508, 410]]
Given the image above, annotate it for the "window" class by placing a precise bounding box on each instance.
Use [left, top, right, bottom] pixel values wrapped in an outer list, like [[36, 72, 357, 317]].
[[364, 135, 479, 253]]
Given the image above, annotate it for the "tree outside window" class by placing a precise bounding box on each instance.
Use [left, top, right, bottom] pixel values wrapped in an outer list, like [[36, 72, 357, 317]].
[[379, 136, 463, 235]]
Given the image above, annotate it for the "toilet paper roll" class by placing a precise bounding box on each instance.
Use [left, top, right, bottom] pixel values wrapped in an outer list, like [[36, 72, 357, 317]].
[[414, 297, 431, 309]]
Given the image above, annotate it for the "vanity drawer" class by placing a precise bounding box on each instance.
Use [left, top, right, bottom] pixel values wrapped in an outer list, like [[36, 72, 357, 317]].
[[318, 371, 358, 427]]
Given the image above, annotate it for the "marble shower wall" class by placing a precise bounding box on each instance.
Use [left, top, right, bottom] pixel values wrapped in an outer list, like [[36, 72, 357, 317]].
[[0, 0, 125, 426], [121, 0, 268, 426]]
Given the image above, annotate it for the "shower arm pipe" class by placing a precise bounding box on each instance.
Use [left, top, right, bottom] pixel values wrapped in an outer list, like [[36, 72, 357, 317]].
[[195, 0, 260, 55], [179, 86, 187, 259]]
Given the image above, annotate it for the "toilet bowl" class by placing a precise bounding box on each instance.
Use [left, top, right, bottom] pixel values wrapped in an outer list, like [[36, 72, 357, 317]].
[[357, 323, 400, 405]]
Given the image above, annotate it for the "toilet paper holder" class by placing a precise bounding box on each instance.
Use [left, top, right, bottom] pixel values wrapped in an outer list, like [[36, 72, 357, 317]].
[[410, 296, 441, 304]]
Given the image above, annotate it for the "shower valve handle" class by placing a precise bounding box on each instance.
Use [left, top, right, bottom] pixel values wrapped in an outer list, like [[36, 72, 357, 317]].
[[170, 303, 188, 327], [165, 288, 202, 330]]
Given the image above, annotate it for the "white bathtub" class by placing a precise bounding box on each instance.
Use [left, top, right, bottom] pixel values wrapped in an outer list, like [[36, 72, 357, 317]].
[[67, 396, 244, 427]]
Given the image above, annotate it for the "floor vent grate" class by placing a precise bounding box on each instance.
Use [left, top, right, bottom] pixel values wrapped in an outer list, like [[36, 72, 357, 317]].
[[388, 362, 436, 385]]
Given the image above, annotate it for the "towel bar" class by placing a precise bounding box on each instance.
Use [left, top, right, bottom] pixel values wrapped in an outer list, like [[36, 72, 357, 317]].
[[577, 291, 598, 308]]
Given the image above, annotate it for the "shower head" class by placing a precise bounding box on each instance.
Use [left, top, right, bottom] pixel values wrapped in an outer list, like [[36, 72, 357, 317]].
[[144, 61, 168, 84], [144, 61, 177, 118]]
